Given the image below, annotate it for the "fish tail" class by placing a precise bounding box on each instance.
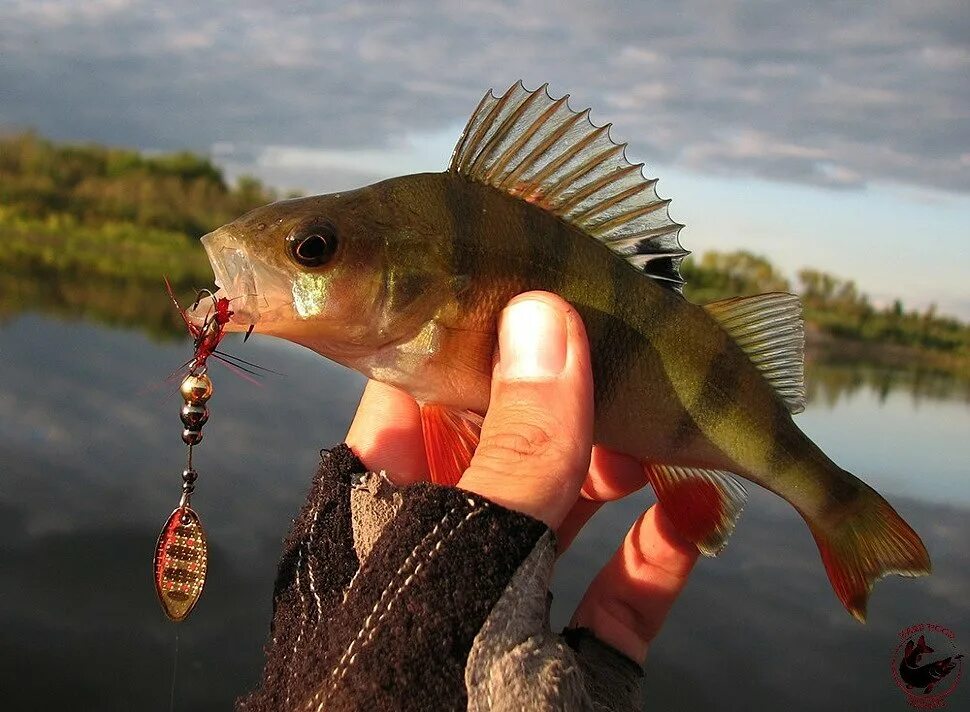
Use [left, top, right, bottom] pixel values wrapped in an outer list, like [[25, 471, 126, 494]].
[[806, 475, 930, 622]]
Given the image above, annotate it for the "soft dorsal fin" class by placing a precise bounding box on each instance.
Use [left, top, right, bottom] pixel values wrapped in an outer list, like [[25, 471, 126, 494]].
[[704, 293, 806, 414], [450, 81, 689, 293]]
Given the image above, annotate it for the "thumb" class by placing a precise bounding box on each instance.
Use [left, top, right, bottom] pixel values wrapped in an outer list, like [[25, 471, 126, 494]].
[[459, 292, 593, 529]]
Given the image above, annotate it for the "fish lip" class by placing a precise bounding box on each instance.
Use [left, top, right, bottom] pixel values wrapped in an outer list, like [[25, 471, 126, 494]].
[[189, 229, 260, 326]]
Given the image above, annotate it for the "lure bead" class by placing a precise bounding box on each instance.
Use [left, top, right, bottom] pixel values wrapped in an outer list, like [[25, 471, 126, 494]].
[[180, 404, 209, 429], [182, 428, 204, 446], [182, 468, 199, 484], [180, 373, 213, 405]]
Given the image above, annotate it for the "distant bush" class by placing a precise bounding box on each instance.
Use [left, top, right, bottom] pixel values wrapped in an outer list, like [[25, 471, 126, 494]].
[[683, 251, 970, 355], [682, 250, 791, 303], [0, 132, 286, 333], [0, 131, 277, 236]]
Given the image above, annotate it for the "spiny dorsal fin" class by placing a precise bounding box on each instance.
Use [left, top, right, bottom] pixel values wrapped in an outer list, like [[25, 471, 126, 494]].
[[450, 81, 688, 293], [704, 293, 806, 414]]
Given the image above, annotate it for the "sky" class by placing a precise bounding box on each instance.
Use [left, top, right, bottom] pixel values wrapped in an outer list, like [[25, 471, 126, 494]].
[[2, 0, 968, 316]]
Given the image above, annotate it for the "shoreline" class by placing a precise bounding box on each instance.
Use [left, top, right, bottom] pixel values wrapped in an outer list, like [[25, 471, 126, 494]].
[[1, 245, 967, 378], [805, 323, 969, 378]]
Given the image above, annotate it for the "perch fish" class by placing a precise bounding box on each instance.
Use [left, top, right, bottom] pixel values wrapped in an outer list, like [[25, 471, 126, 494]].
[[190, 82, 930, 621]]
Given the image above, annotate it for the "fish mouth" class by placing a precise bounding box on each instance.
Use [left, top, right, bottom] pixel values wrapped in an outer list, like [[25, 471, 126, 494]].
[[187, 229, 261, 328], [186, 228, 261, 331], [188, 226, 297, 332]]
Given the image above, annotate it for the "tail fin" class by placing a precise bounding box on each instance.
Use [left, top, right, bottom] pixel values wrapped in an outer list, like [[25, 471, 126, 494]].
[[808, 483, 930, 622]]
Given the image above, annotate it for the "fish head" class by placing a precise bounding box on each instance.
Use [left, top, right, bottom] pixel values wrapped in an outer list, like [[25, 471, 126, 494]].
[[189, 181, 453, 364]]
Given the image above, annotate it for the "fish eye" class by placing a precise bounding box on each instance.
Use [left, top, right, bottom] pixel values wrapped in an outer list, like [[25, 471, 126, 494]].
[[286, 222, 338, 268]]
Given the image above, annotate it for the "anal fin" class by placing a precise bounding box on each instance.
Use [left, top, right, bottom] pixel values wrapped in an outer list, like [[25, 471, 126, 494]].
[[420, 404, 483, 486], [645, 463, 747, 556]]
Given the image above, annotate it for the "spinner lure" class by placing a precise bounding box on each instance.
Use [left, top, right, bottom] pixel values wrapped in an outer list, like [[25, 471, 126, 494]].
[[153, 282, 234, 622]]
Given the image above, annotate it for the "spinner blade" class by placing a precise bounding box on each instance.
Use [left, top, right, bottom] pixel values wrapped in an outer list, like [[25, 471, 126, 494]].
[[153, 506, 208, 622]]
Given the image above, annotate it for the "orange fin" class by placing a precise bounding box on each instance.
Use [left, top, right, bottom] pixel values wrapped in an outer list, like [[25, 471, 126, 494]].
[[807, 488, 931, 622], [645, 463, 747, 556], [420, 404, 483, 486]]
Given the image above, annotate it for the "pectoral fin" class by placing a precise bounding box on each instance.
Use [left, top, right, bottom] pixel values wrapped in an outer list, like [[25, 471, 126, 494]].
[[645, 463, 748, 556], [420, 404, 483, 486]]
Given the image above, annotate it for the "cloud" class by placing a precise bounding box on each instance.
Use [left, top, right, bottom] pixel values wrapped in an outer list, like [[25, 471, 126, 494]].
[[0, 0, 967, 192]]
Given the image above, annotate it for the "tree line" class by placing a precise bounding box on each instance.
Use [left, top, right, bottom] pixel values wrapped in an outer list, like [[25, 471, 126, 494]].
[[0, 131, 282, 286], [682, 251, 968, 354], [0, 131, 276, 235]]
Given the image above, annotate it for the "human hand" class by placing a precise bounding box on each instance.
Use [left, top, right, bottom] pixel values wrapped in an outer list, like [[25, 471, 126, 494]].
[[346, 291, 698, 663]]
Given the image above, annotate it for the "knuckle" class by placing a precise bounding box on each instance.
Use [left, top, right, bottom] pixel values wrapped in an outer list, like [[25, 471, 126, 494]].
[[592, 596, 657, 650], [481, 422, 555, 465], [479, 401, 571, 466]]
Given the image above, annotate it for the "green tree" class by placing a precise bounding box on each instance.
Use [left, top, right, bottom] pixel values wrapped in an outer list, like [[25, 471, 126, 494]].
[[683, 250, 790, 303]]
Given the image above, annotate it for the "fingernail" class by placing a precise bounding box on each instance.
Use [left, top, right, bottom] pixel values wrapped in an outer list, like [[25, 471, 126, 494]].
[[499, 298, 567, 380]]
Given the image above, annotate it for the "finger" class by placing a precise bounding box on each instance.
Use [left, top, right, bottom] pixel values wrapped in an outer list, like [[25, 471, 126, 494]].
[[345, 380, 428, 484], [570, 504, 699, 663], [581, 446, 645, 502], [558, 449, 646, 554], [459, 292, 593, 528]]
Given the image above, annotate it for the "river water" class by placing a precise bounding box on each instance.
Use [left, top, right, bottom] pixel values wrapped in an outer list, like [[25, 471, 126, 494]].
[[0, 314, 967, 710]]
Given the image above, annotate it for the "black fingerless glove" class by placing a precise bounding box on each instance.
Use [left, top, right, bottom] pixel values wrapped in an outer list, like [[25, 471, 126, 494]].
[[237, 445, 642, 711]]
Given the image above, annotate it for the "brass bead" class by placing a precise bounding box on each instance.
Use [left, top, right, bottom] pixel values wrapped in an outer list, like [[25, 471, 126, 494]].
[[182, 428, 204, 446], [180, 373, 213, 405]]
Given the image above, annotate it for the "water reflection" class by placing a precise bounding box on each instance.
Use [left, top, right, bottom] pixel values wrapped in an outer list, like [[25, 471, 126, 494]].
[[0, 314, 967, 710], [807, 357, 970, 407], [0, 268, 192, 340]]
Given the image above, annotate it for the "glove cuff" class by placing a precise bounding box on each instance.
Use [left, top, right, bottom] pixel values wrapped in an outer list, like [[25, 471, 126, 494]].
[[239, 444, 643, 711], [240, 445, 547, 711]]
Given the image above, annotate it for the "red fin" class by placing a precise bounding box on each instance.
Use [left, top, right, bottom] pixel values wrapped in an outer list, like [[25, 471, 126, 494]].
[[645, 464, 747, 556], [807, 489, 931, 622], [420, 404, 483, 486]]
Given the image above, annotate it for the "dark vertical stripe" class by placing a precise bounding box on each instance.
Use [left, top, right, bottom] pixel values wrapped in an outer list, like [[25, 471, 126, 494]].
[[670, 337, 739, 451], [697, 348, 740, 417], [523, 201, 569, 295], [765, 408, 800, 475], [586, 256, 641, 413], [590, 255, 685, 421], [609, 280, 689, 448], [668, 409, 700, 452], [443, 175, 485, 312]]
